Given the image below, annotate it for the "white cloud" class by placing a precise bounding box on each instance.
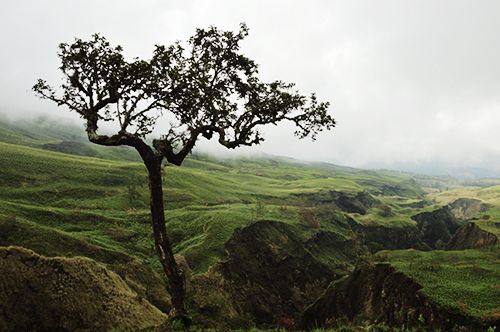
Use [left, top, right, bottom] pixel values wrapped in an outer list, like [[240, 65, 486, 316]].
[[0, 0, 499, 172]]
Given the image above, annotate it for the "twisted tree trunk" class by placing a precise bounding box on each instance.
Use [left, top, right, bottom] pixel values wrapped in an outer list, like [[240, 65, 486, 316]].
[[135, 144, 188, 321]]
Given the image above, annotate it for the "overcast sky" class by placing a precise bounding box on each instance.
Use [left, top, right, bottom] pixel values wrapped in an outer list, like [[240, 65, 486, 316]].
[[1, 0, 499, 173]]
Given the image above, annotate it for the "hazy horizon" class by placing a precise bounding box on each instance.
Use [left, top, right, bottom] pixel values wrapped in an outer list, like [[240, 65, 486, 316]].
[[1, 0, 499, 176]]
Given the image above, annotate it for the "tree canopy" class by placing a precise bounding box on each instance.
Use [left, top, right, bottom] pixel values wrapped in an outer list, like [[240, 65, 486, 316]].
[[33, 24, 335, 165]]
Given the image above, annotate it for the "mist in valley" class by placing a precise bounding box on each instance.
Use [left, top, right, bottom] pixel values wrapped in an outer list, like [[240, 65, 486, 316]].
[[1, 1, 499, 178]]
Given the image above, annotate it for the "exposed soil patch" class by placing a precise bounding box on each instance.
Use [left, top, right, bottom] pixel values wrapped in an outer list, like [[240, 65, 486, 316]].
[[217, 220, 335, 326], [412, 206, 464, 248], [448, 198, 490, 220], [301, 263, 495, 331], [446, 222, 498, 250]]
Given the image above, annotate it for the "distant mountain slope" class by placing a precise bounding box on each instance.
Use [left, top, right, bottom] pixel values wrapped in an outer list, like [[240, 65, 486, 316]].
[[0, 117, 140, 161], [0, 116, 425, 190]]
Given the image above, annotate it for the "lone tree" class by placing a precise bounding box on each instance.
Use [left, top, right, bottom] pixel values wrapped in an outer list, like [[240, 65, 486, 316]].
[[33, 24, 335, 320]]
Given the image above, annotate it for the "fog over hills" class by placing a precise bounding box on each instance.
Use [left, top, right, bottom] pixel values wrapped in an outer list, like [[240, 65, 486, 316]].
[[1, 0, 499, 175], [1, 115, 498, 180]]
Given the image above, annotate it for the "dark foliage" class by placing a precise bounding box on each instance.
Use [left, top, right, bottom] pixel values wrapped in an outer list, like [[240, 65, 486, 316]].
[[33, 24, 334, 165]]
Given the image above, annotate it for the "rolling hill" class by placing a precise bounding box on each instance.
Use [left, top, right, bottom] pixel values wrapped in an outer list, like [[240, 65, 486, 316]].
[[0, 118, 498, 331]]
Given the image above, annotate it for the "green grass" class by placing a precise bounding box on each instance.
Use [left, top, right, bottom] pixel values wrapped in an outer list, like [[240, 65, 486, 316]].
[[1, 120, 499, 329], [426, 184, 500, 236], [0, 120, 497, 269], [0, 117, 140, 161], [0, 139, 429, 272], [428, 185, 500, 207], [376, 248, 500, 321]]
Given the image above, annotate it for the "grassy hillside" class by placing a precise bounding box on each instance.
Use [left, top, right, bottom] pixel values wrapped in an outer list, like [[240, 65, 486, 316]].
[[428, 185, 500, 236], [376, 249, 500, 322], [0, 117, 140, 161], [0, 120, 499, 330], [0, 246, 166, 331], [0, 140, 427, 272]]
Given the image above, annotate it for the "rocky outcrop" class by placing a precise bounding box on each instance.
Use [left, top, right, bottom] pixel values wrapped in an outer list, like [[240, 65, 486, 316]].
[[412, 206, 464, 248], [355, 178, 424, 197], [218, 221, 336, 326], [448, 198, 489, 220], [348, 218, 427, 252], [305, 230, 366, 270], [294, 190, 379, 215], [189, 221, 344, 329], [398, 199, 428, 209], [328, 190, 379, 214], [446, 222, 498, 250], [301, 263, 494, 331], [0, 246, 166, 332]]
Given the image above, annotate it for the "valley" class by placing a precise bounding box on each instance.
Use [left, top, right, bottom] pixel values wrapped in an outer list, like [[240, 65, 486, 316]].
[[0, 119, 498, 331]]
